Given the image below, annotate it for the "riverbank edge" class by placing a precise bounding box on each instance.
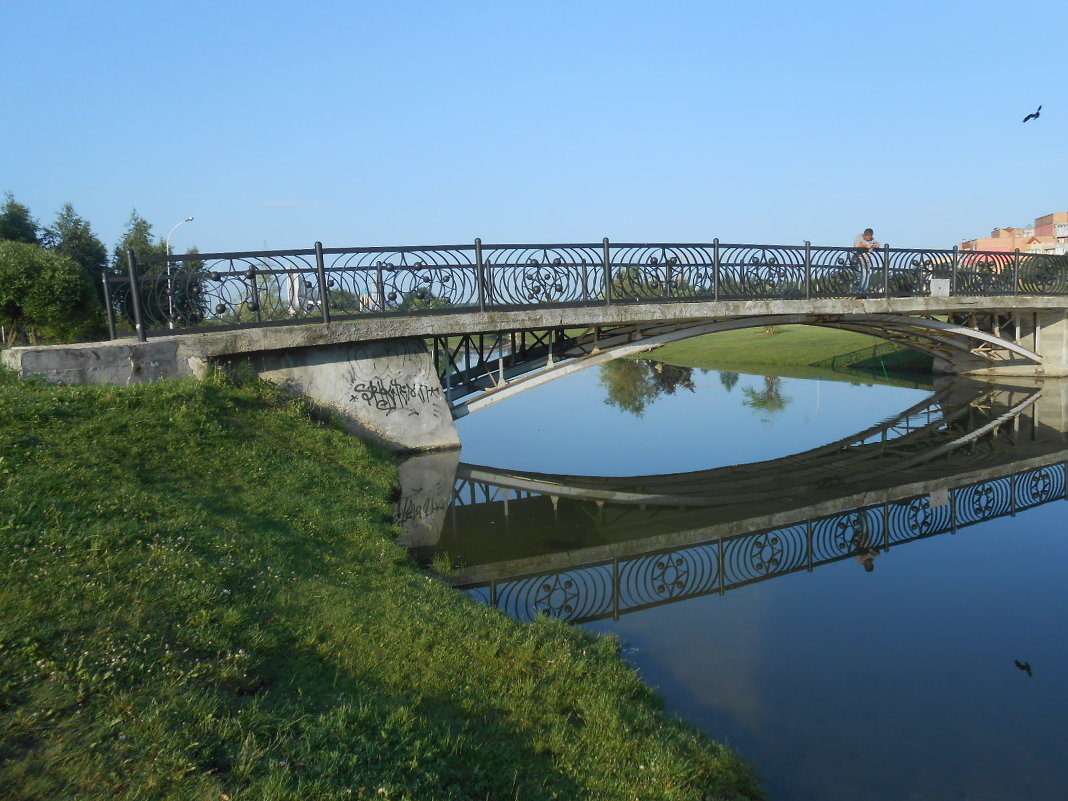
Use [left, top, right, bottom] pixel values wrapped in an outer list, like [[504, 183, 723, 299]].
[[0, 369, 764, 801]]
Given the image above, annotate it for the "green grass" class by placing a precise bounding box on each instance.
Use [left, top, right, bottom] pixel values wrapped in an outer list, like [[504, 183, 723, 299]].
[[0, 370, 762, 801], [650, 325, 932, 377]]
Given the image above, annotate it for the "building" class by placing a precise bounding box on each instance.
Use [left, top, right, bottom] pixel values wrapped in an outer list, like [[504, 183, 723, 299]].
[[961, 212, 1068, 255]]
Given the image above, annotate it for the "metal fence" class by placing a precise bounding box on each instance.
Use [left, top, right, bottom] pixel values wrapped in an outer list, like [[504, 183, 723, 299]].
[[105, 240, 1068, 341]]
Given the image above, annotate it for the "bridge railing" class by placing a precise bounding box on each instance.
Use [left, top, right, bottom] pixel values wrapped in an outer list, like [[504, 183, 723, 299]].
[[104, 240, 1068, 341]]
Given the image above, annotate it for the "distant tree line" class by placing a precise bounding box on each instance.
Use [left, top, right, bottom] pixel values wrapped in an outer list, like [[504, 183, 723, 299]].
[[0, 192, 196, 347]]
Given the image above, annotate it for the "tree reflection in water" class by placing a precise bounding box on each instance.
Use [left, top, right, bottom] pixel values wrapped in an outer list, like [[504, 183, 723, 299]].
[[598, 359, 792, 420], [741, 375, 791, 418], [597, 358, 698, 416]]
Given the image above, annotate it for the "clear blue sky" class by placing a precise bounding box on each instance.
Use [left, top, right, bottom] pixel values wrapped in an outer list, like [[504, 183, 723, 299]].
[[3, 0, 1064, 256]]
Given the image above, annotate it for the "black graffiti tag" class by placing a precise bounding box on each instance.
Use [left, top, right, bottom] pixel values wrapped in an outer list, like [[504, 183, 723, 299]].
[[351, 377, 442, 415]]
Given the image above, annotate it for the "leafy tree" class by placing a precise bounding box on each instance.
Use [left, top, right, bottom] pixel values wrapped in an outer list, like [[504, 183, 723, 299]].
[[0, 192, 39, 244], [0, 241, 94, 346], [110, 209, 165, 272], [110, 211, 205, 328], [396, 287, 452, 312], [43, 203, 109, 338], [45, 203, 108, 278]]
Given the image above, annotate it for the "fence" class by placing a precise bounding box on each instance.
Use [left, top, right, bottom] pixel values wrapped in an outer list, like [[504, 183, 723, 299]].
[[105, 240, 1068, 341]]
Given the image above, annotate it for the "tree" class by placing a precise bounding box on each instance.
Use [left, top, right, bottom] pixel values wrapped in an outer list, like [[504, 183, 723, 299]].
[[0, 241, 94, 346], [111, 209, 165, 272], [110, 211, 205, 329], [45, 203, 108, 278], [0, 192, 39, 244], [43, 203, 109, 338]]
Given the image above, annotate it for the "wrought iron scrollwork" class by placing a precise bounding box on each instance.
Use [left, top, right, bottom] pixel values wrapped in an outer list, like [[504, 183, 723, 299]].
[[111, 240, 1068, 338]]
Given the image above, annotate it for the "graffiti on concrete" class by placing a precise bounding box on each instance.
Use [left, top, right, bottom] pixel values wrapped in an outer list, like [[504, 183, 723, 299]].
[[350, 378, 442, 415], [346, 339, 444, 417]]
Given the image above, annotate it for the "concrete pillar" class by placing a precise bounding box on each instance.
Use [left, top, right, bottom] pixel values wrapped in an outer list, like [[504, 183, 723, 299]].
[[936, 310, 1068, 378], [248, 338, 461, 452]]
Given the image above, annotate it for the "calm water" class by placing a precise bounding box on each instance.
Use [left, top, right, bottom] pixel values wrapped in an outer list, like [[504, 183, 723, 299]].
[[408, 363, 1068, 801]]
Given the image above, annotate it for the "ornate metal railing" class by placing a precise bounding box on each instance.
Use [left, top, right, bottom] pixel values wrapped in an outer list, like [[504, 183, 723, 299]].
[[459, 462, 1067, 623], [105, 240, 1068, 340]]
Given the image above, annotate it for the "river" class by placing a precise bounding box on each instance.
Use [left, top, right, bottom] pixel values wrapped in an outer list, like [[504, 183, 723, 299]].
[[398, 360, 1068, 801]]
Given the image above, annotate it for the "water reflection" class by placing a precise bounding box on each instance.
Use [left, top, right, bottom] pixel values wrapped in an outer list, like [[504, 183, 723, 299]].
[[598, 359, 699, 416], [400, 379, 1064, 624], [394, 371, 1068, 801]]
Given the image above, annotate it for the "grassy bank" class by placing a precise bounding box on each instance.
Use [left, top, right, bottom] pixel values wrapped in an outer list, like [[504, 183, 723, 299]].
[[0, 370, 762, 801], [651, 325, 933, 377]]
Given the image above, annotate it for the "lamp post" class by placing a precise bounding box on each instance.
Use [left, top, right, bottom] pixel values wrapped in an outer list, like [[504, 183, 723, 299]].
[[165, 216, 194, 328]]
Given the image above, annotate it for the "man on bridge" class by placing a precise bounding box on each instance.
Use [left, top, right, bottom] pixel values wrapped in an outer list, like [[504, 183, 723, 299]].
[[853, 227, 881, 296]]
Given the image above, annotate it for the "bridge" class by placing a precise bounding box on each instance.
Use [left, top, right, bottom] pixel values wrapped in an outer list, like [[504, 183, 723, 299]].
[[4, 238, 1068, 451], [392, 379, 1068, 623]]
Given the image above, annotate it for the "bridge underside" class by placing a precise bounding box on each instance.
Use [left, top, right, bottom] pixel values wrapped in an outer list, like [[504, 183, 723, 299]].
[[437, 308, 1053, 417]]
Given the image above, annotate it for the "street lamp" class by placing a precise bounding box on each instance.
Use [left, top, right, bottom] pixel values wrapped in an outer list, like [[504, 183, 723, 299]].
[[165, 216, 195, 328]]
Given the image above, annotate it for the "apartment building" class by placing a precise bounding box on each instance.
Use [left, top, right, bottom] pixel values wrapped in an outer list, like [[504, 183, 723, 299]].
[[961, 211, 1068, 255]]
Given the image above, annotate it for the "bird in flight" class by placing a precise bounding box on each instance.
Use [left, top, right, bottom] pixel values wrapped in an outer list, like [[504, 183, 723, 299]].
[[1014, 659, 1033, 677], [1022, 105, 1042, 123]]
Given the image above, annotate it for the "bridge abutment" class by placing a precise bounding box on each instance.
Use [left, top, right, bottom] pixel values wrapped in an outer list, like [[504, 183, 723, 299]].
[[934, 310, 1068, 377], [236, 338, 460, 453], [1, 335, 460, 453]]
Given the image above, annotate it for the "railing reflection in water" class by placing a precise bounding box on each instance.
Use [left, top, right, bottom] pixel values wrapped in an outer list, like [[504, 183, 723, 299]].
[[459, 464, 1067, 624]]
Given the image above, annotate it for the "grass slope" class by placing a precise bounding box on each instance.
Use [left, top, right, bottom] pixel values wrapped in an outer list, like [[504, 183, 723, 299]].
[[651, 326, 932, 376], [0, 371, 762, 801]]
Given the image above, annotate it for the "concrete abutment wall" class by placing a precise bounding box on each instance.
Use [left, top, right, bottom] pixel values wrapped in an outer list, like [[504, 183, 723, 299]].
[[236, 339, 459, 452], [934, 309, 1068, 377], [0, 336, 459, 453]]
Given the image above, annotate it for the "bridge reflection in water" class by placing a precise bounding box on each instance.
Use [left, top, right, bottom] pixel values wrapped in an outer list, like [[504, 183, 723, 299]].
[[399, 379, 1067, 624]]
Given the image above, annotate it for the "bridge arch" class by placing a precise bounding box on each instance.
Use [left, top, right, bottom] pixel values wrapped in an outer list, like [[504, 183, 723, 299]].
[[445, 312, 1043, 417]]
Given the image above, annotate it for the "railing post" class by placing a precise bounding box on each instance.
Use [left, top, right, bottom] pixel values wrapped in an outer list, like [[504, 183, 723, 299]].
[[581, 258, 589, 303], [475, 238, 485, 311], [1013, 248, 1021, 295], [882, 243, 890, 297], [101, 268, 117, 340], [804, 240, 811, 299], [248, 265, 262, 324], [602, 237, 612, 306], [713, 238, 720, 301], [951, 246, 959, 295], [375, 262, 386, 313], [125, 249, 147, 342], [314, 241, 331, 324]]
